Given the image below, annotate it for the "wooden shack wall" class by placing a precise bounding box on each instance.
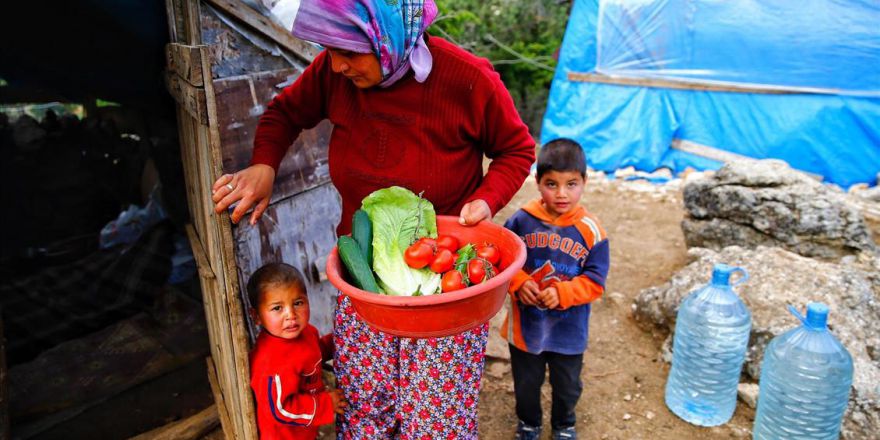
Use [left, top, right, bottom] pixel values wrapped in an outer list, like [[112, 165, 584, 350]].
[[165, 1, 339, 438]]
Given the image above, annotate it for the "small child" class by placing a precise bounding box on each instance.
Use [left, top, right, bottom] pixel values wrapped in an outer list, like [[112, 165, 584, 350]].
[[502, 138, 610, 440], [247, 263, 347, 439]]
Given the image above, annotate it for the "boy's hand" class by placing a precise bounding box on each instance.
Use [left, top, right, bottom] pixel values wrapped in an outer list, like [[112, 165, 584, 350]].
[[538, 286, 560, 309], [329, 389, 348, 415], [516, 280, 542, 306]]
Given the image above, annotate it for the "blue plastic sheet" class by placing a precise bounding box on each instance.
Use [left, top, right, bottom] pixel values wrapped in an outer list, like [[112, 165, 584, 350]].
[[542, 0, 880, 187]]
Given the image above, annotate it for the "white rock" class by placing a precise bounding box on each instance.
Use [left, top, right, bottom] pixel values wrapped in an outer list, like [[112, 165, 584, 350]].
[[607, 292, 625, 306], [622, 413, 632, 421], [737, 383, 759, 409], [645, 411, 656, 420]]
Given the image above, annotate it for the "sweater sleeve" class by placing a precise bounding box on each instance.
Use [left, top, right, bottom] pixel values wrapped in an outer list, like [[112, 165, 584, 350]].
[[466, 74, 535, 215], [554, 238, 610, 309], [250, 51, 331, 171], [266, 370, 335, 428]]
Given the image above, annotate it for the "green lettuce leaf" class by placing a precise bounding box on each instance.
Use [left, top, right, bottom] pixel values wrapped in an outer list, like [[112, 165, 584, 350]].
[[361, 186, 441, 296]]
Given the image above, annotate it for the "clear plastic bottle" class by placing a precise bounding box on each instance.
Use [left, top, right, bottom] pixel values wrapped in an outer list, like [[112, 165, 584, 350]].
[[752, 303, 853, 440], [665, 263, 752, 426]]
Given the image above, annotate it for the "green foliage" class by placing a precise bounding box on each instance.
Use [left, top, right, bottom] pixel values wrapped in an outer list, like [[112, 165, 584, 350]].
[[430, 0, 572, 137]]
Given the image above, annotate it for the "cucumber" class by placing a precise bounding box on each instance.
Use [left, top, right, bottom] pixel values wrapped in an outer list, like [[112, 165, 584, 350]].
[[351, 209, 373, 266], [337, 235, 380, 293]]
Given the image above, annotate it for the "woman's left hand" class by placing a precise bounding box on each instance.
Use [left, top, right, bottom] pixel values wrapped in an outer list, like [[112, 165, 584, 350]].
[[458, 199, 491, 226]]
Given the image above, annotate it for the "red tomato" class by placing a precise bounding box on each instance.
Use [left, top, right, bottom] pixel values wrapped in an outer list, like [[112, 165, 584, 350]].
[[429, 248, 455, 273], [436, 235, 459, 252], [476, 243, 501, 266], [404, 242, 434, 269], [418, 237, 438, 249], [467, 258, 490, 284], [441, 270, 467, 292]]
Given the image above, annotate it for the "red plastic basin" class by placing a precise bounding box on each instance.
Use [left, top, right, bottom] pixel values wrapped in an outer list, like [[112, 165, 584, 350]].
[[326, 215, 527, 338]]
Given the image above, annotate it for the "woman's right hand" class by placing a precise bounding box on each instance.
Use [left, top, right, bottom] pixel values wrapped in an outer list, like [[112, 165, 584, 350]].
[[211, 164, 276, 225]]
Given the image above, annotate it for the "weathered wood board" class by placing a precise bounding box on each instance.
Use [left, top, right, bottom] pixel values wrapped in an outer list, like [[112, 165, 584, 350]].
[[165, 1, 338, 439]]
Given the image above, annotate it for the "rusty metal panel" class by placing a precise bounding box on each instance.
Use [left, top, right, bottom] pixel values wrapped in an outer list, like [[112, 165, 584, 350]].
[[212, 71, 332, 202], [232, 184, 342, 339]]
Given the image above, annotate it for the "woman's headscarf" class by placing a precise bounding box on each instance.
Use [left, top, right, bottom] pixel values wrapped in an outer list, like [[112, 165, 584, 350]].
[[292, 0, 438, 87]]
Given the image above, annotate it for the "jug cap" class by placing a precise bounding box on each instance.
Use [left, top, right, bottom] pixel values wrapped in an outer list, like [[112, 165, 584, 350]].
[[805, 302, 829, 329], [711, 263, 748, 287], [788, 302, 829, 330]]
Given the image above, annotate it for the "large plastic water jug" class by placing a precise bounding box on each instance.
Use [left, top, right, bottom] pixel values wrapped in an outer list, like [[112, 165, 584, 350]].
[[665, 263, 751, 426], [752, 303, 853, 440]]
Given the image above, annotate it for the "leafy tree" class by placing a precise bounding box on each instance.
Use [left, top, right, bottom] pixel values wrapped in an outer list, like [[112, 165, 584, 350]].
[[430, 0, 572, 139]]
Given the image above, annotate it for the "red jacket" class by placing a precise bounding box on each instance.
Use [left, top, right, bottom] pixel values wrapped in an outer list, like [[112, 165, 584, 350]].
[[251, 35, 535, 234], [249, 326, 334, 439]]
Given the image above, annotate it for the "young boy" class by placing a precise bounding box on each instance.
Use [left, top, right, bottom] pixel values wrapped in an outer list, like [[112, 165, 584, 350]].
[[247, 263, 347, 439], [502, 138, 610, 440]]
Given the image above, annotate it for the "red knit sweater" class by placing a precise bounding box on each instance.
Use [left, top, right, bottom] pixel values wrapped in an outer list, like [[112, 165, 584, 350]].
[[251, 36, 535, 234]]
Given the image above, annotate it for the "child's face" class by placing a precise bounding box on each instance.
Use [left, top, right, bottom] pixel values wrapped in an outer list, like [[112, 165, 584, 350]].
[[537, 170, 586, 218], [253, 283, 310, 340]]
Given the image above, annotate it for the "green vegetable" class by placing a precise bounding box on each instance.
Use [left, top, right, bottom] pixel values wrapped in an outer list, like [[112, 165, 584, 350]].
[[361, 186, 441, 296], [351, 209, 373, 266], [337, 235, 381, 293], [454, 243, 477, 281]]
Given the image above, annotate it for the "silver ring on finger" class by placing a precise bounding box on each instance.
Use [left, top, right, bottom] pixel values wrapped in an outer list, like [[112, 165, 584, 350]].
[[226, 183, 235, 191]]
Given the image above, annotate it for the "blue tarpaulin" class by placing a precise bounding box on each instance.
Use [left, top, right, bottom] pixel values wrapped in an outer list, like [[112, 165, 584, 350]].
[[541, 0, 880, 187]]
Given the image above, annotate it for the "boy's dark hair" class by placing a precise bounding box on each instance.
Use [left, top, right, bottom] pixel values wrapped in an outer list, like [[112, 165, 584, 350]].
[[536, 138, 586, 179], [246, 263, 307, 308]]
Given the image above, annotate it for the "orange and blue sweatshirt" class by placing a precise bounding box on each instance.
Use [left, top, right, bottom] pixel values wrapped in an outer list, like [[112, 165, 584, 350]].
[[501, 199, 610, 355]]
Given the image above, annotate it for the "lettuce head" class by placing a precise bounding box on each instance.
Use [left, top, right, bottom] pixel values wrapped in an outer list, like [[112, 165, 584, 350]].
[[361, 186, 441, 296]]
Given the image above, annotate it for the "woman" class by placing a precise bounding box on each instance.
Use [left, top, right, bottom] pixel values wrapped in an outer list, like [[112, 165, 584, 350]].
[[212, 0, 534, 438]]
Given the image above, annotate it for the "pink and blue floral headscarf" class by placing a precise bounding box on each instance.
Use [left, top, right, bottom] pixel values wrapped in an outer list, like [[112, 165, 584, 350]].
[[293, 0, 438, 87]]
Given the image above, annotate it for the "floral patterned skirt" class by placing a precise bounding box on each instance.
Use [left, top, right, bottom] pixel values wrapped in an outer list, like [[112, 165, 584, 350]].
[[333, 295, 488, 440]]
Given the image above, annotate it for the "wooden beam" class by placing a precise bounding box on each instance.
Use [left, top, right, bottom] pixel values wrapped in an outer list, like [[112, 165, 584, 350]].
[[569, 72, 807, 95], [128, 405, 219, 440], [199, 43, 260, 439], [205, 358, 232, 440], [167, 43, 205, 87], [166, 73, 209, 125], [670, 138, 824, 181], [203, 0, 319, 63]]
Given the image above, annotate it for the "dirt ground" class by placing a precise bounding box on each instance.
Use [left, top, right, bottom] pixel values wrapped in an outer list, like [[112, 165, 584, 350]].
[[475, 177, 756, 439]]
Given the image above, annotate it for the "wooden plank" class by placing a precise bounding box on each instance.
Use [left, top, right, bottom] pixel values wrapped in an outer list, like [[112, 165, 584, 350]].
[[206, 359, 232, 440], [128, 404, 219, 440], [569, 72, 802, 95], [167, 0, 188, 43], [212, 70, 332, 201], [164, 0, 179, 43], [166, 73, 209, 125], [200, 44, 260, 440], [186, 225, 240, 438], [203, 0, 319, 63], [185, 0, 202, 45], [167, 43, 205, 87], [670, 138, 824, 181]]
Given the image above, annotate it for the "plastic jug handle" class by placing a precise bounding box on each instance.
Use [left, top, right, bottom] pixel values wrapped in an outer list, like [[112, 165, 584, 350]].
[[731, 267, 749, 287], [787, 304, 807, 325]]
